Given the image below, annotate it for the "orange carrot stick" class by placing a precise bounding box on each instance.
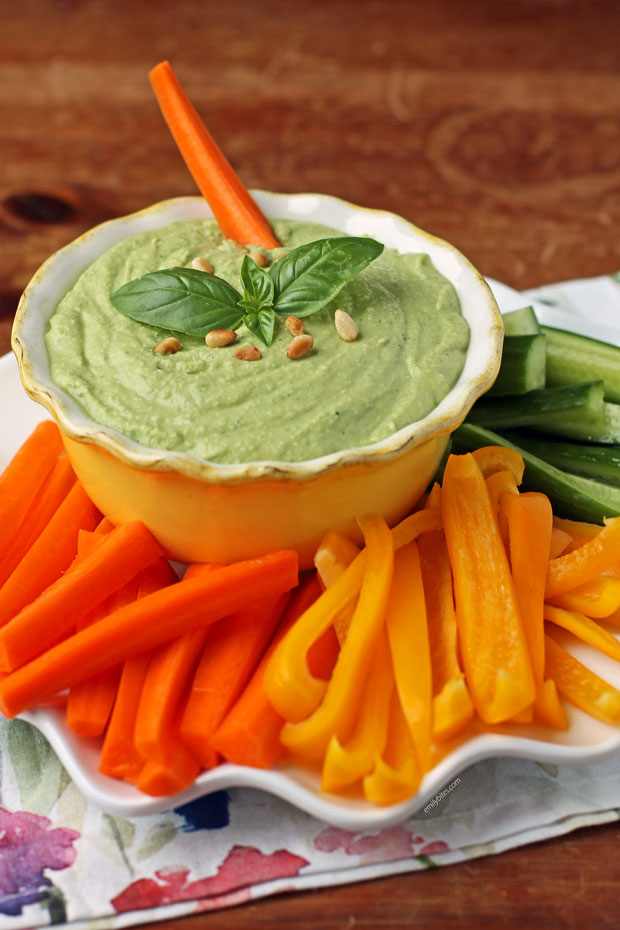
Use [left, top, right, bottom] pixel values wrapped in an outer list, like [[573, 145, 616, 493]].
[[0, 457, 75, 588], [99, 558, 178, 782], [135, 625, 210, 764], [0, 521, 163, 671], [136, 726, 200, 797], [132, 562, 222, 764], [0, 550, 298, 717], [211, 574, 321, 769], [441, 452, 535, 724], [179, 592, 289, 768], [76, 528, 107, 561], [149, 61, 280, 248], [0, 421, 63, 557], [65, 575, 141, 737], [0, 482, 100, 630], [94, 517, 115, 534]]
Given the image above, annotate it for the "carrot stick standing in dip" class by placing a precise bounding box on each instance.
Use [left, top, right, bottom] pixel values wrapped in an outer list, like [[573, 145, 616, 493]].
[[149, 61, 280, 249]]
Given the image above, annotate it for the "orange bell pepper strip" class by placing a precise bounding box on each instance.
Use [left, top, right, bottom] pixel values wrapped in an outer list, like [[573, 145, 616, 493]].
[[552, 516, 601, 549], [500, 491, 566, 729], [264, 508, 441, 723], [321, 629, 393, 793], [385, 541, 432, 772], [486, 469, 519, 515], [549, 527, 572, 559], [417, 514, 474, 742], [546, 517, 620, 599], [545, 631, 620, 725], [363, 690, 422, 805], [314, 530, 360, 644], [471, 446, 525, 484], [548, 575, 620, 619], [552, 519, 620, 576], [544, 604, 620, 662], [278, 514, 394, 761], [441, 452, 535, 724], [486, 470, 519, 549]]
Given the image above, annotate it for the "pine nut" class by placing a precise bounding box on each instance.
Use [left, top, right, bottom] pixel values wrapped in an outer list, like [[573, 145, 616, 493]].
[[285, 315, 304, 336], [334, 308, 358, 342], [249, 249, 269, 267], [191, 256, 214, 274], [234, 346, 262, 361], [153, 336, 181, 355], [286, 334, 314, 359], [205, 329, 236, 348], [226, 239, 249, 253]]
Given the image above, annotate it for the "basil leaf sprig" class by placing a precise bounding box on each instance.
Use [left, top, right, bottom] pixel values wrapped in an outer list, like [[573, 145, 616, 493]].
[[110, 236, 383, 346]]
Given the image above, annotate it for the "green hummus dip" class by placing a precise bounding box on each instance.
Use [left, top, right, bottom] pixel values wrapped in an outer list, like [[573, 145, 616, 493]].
[[46, 219, 470, 463]]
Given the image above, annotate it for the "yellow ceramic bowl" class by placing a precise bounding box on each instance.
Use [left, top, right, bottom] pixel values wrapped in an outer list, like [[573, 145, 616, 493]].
[[12, 193, 502, 568]]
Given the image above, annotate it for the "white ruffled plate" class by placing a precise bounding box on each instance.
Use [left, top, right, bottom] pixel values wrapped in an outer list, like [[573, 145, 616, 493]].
[[4, 277, 620, 828]]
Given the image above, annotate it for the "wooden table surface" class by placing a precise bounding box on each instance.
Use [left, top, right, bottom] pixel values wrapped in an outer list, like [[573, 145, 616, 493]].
[[3, 0, 620, 926]]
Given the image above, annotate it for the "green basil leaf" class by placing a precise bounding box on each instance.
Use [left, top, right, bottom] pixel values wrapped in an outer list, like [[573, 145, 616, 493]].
[[269, 236, 383, 319], [110, 268, 244, 335], [243, 308, 276, 346], [238, 254, 274, 314]]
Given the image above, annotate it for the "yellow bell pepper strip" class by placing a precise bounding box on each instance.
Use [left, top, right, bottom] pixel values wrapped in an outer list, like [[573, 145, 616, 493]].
[[363, 690, 422, 805], [545, 630, 620, 725], [549, 527, 573, 559], [314, 530, 361, 591], [441, 452, 535, 724], [544, 604, 620, 662], [548, 575, 620, 619], [321, 629, 393, 793], [314, 530, 361, 645], [417, 525, 473, 743], [390, 507, 442, 550], [385, 541, 432, 772], [264, 508, 441, 724], [471, 446, 525, 484], [278, 514, 394, 761], [545, 517, 620, 599]]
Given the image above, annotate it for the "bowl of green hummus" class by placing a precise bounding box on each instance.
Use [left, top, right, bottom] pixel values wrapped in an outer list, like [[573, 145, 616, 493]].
[[12, 193, 502, 567]]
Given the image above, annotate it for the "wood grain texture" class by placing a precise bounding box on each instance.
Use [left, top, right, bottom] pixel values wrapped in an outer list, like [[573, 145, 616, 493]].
[[2, 0, 620, 926]]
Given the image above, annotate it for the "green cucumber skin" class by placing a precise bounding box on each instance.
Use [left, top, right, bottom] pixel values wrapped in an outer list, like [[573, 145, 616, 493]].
[[502, 431, 620, 487], [468, 381, 604, 429], [528, 401, 620, 444], [543, 326, 620, 404], [487, 334, 546, 397], [452, 423, 620, 523], [502, 306, 541, 336]]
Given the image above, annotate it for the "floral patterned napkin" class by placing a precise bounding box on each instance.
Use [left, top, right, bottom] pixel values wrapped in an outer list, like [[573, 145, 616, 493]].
[[1, 273, 619, 929]]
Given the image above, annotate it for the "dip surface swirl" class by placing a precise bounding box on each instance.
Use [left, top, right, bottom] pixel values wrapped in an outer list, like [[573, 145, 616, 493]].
[[46, 219, 470, 464]]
